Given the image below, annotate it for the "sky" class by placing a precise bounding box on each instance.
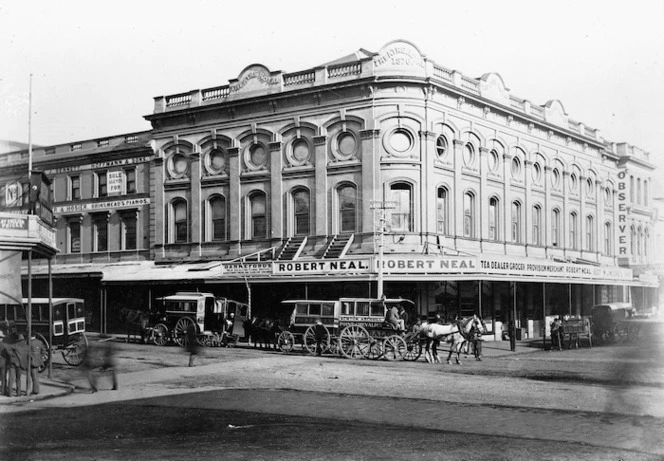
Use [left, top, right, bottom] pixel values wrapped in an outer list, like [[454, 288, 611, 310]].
[[1, 0, 663, 170]]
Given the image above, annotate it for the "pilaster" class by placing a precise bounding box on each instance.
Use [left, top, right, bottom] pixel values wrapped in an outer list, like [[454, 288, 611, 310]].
[[228, 147, 241, 245], [314, 135, 328, 236], [360, 129, 380, 236], [269, 142, 283, 239]]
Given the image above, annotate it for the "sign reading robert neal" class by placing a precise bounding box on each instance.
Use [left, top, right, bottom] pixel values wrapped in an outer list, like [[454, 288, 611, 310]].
[[274, 259, 371, 276], [229, 64, 281, 95], [373, 40, 425, 76]]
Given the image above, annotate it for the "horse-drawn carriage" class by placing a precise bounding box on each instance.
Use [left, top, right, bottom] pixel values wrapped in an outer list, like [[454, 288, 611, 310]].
[[591, 303, 635, 343], [0, 297, 88, 371], [148, 292, 249, 347], [551, 317, 592, 350], [275, 297, 421, 360]]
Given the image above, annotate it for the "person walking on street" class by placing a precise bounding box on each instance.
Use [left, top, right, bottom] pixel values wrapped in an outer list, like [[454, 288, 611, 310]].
[[313, 318, 327, 356], [28, 335, 45, 395], [509, 319, 516, 352], [186, 323, 200, 367]]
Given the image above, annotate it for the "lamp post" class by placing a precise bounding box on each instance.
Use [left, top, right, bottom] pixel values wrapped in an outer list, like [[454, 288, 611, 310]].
[[370, 200, 396, 299]]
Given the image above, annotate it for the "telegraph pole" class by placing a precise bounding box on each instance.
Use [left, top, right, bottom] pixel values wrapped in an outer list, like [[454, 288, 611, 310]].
[[370, 200, 396, 299]]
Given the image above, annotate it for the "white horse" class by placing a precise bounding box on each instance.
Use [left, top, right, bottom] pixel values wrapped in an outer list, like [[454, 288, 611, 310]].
[[421, 315, 483, 365]]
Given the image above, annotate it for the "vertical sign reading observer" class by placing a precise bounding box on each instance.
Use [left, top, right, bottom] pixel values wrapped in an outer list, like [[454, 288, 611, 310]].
[[616, 170, 628, 257]]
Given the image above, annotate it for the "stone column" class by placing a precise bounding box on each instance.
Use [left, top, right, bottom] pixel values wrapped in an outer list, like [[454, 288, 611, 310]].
[[524, 160, 533, 249], [479, 147, 490, 247], [453, 140, 465, 241], [360, 129, 380, 240], [151, 157, 164, 259], [596, 180, 604, 258], [228, 147, 241, 255], [190, 152, 201, 257], [269, 142, 283, 241], [579, 175, 586, 256], [314, 135, 328, 236], [562, 171, 570, 254], [421, 131, 436, 236], [502, 153, 512, 251], [543, 166, 552, 254]]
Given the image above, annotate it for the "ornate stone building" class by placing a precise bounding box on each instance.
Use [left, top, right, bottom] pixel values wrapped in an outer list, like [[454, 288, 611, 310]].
[[1, 40, 659, 336]]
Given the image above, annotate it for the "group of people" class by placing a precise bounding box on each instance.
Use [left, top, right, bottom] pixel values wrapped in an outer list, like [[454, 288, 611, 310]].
[[1, 321, 45, 397], [385, 304, 410, 332]]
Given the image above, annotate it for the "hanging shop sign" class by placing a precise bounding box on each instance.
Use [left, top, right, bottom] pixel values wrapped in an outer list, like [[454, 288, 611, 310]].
[[222, 262, 272, 276], [273, 259, 371, 275], [54, 197, 150, 214]]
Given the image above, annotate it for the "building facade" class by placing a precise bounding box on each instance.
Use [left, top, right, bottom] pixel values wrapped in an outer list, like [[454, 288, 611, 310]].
[[1, 40, 659, 337]]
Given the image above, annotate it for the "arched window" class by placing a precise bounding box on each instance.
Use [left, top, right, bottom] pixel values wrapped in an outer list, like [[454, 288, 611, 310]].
[[390, 183, 412, 232], [637, 227, 643, 256], [292, 189, 310, 236], [209, 195, 227, 241], [585, 215, 594, 252], [437, 187, 448, 234], [171, 199, 188, 243], [338, 185, 357, 233], [630, 226, 636, 255], [569, 212, 578, 250], [532, 205, 541, 246], [249, 192, 267, 239], [644, 229, 650, 257], [552, 209, 560, 247], [637, 178, 642, 204], [511, 201, 521, 243], [463, 192, 475, 238], [604, 222, 612, 255], [644, 180, 649, 206], [489, 197, 499, 241]]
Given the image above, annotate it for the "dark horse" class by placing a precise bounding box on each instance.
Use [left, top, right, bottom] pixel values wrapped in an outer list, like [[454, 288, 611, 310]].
[[119, 308, 149, 343], [244, 317, 280, 350]]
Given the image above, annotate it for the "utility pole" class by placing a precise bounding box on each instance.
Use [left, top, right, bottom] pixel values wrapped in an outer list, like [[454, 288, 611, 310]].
[[370, 200, 396, 299]]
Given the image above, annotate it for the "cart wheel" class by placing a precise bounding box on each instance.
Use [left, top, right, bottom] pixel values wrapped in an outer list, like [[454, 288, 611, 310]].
[[403, 340, 423, 361], [382, 335, 407, 361], [339, 325, 371, 359], [35, 333, 51, 373], [151, 323, 169, 346], [304, 325, 330, 355], [278, 331, 295, 352], [62, 333, 88, 367], [366, 340, 383, 360], [173, 317, 196, 347]]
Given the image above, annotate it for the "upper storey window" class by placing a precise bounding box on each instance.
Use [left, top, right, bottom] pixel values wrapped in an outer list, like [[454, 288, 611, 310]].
[[168, 153, 189, 178], [292, 188, 311, 236], [436, 136, 448, 161], [205, 148, 227, 175], [249, 192, 267, 239], [488, 150, 499, 172], [390, 183, 412, 232], [338, 185, 357, 234], [462, 144, 475, 167]]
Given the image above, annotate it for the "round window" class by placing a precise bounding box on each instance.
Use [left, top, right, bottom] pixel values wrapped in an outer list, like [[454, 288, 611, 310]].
[[390, 129, 412, 155], [463, 144, 474, 166], [532, 162, 541, 183], [250, 144, 267, 167], [208, 149, 225, 173], [604, 187, 611, 204], [488, 150, 499, 171], [436, 136, 448, 160], [337, 132, 357, 157], [511, 157, 521, 178], [552, 169, 561, 188], [570, 174, 578, 192], [292, 139, 310, 163], [170, 153, 188, 177], [586, 178, 594, 197]]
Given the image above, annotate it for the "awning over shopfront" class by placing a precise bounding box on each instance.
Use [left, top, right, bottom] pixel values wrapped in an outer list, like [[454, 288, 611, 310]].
[[21, 254, 659, 288]]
